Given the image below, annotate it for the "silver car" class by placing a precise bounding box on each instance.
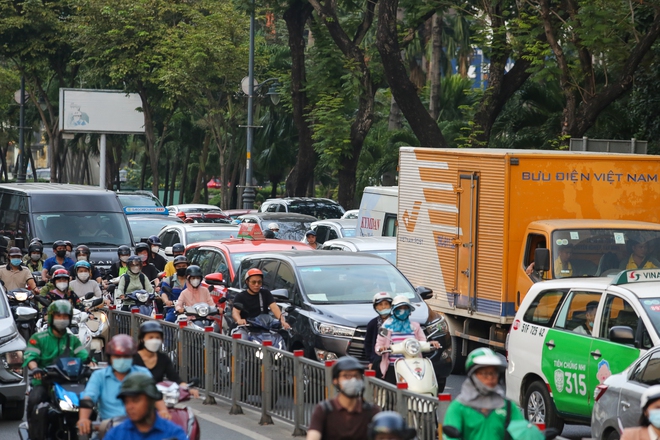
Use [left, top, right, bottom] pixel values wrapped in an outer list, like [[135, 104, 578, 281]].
[[592, 346, 660, 440], [320, 236, 396, 264], [158, 223, 240, 255], [0, 289, 28, 420]]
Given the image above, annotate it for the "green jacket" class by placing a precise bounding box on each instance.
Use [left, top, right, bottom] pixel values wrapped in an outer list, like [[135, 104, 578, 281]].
[[23, 328, 88, 384], [443, 399, 524, 440]]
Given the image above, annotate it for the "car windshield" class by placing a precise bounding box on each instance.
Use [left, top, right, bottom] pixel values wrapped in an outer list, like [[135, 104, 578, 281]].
[[33, 212, 133, 247], [551, 229, 660, 279], [129, 217, 180, 241], [261, 220, 312, 241], [189, 217, 231, 224], [298, 264, 416, 303], [187, 229, 237, 244], [287, 202, 344, 220], [365, 250, 396, 265], [342, 228, 356, 238]]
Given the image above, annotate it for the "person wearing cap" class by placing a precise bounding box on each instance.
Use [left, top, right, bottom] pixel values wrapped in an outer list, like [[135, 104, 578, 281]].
[[621, 385, 660, 440], [0, 247, 38, 292], [443, 347, 527, 440], [573, 300, 599, 335], [375, 295, 440, 384], [304, 230, 321, 249], [163, 243, 186, 277], [307, 356, 380, 440], [621, 239, 660, 270], [231, 268, 290, 334], [554, 243, 574, 278]]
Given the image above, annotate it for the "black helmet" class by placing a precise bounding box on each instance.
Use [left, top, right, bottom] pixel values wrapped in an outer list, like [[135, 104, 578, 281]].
[[186, 265, 203, 278], [117, 372, 162, 401], [147, 235, 162, 247], [52, 240, 67, 250], [135, 242, 149, 254], [172, 243, 185, 254], [127, 256, 142, 267], [49, 264, 65, 276], [139, 320, 164, 340], [173, 255, 189, 266], [367, 412, 416, 440], [117, 245, 131, 256], [75, 245, 90, 258], [332, 356, 364, 379], [30, 237, 43, 245], [28, 242, 43, 254]]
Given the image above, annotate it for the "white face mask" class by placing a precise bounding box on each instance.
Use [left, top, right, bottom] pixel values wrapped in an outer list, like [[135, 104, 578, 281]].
[[77, 272, 90, 282], [151, 246, 160, 254], [56, 282, 69, 291], [65, 251, 71, 258], [139, 254, 148, 262], [129, 266, 141, 275], [77, 255, 88, 261], [144, 339, 162, 353], [190, 278, 201, 288]]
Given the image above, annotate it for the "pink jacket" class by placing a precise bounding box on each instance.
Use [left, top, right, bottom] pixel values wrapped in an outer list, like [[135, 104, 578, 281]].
[[176, 286, 214, 312], [374, 322, 426, 377]]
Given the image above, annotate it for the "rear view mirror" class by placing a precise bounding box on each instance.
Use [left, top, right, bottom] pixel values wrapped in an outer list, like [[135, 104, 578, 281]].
[[84, 292, 95, 300], [534, 248, 550, 272], [271, 289, 290, 301], [205, 273, 226, 286], [15, 306, 38, 321], [416, 286, 433, 300], [164, 247, 173, 256], [609, 326, 635, 345]]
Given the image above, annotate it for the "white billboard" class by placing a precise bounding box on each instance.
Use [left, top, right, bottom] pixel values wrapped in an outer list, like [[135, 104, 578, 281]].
[[59, 88, 145, 134]]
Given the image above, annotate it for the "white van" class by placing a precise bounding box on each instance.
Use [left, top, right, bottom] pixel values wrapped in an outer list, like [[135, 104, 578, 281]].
[[356, 186, 398, 237]]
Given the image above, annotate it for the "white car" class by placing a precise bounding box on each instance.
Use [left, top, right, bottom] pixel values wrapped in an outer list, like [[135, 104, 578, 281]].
[[307, 219, 357, 244], [320, 236, 396, 264], [506, 269, 660, 433], [158, 223, 239, 255]]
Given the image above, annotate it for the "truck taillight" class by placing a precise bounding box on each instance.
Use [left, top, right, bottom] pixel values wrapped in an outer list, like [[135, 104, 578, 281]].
[[594, 384, 608, 402]]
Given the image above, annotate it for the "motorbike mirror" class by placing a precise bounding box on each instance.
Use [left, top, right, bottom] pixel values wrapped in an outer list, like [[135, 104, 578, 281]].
[[84, 292, 95, 300], [204, 273, 226, 286], [90, 298, 103, 307], [217, 297, 227, 304], [15, 306, 38, 321], [233, 302, 244, 311], [442, 426, 461, 438], [158, 272, 166, 279], [35, 295, 51, 307]]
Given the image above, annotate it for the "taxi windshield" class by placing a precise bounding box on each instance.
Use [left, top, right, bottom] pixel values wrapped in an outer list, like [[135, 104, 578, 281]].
[[551, 229, 660, 279]]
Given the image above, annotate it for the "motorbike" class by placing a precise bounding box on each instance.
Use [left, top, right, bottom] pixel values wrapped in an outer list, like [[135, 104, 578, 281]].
[[32, 271, 46, 288], [81, 293, 108, 362], [203, 273, 228, 313], [7, 288, 41, 341], [176, 300, 224, 332], [157, 380, 201, 440], [382, 337, 438, 398], [443, 424, 562, 440], [121, 289, 157, 315], [18, 357, 92, 440], [235, 313, 287, 350]]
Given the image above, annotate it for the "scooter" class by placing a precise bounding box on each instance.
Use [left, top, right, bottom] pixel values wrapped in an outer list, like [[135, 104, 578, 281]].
[[7, 288, 41, 341], [203, 273, 228, 313], [176, 300, 225, 332], [236, 313, 287, 350], [157, 380, 201, 440], [81, 293, 108, 362], [121, 289, 157, 315], [381, 337, 438, 398]]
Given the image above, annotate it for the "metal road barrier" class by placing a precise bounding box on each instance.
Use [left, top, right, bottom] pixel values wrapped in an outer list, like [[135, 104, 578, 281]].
[[107, 309, 450, 439]]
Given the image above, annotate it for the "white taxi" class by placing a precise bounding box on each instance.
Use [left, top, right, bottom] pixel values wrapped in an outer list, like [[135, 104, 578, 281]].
[[506, 269, 660, 432]]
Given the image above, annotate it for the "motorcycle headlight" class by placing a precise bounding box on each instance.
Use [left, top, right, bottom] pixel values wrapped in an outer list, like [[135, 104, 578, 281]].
[[59, 396, 78, 412], [71, 315, 80, 325], [312, 321, 355, 338], [136, 293, 149, 303], [403, 339, 422, 357], [197, 306, 209, 317], [14, 291, 28, 302]]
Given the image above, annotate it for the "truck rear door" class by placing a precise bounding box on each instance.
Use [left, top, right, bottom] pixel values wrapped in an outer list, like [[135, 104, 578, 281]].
[[456, 172, 479, 308]]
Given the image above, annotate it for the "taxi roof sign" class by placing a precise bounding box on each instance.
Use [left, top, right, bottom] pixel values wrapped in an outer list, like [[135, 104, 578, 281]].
[[612, 269, 660, 285], [237, 223, 265, 241], [123, 206, 169, 216]]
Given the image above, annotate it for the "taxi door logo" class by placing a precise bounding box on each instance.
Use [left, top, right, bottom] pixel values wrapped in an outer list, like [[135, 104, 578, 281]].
[[554, 369, 565, 393], [402, 201, 422, 233]]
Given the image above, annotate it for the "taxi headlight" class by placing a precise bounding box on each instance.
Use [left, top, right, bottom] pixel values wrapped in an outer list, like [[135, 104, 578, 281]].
[[197, 306, 209, 317], [136, 293, 149, 303], [403, 339, 421, 357]]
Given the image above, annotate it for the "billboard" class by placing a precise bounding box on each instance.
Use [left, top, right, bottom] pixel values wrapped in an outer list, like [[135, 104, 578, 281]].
[[59, 88, 145, 134]]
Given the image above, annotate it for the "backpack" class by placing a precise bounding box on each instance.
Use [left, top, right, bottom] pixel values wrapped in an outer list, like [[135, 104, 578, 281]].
[[122, 272, 147, 291]]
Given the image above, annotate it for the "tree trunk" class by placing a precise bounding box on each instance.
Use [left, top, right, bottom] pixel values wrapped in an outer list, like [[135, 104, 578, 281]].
[[192, 134, 210, 204], [284, 0, 316, 197], [140, 154, 147, 190], [179, 145, 191, 204], [169, 158, 179, 206], [428, 13, 442, 120], [388, 96, 403, 130], [163, 155, 170, 205], [27, 147, 37, 182], [376, 0, 448, 148]]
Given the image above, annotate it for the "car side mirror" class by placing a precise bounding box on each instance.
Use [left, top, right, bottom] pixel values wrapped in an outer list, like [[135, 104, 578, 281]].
[[164, 247, 173, 257], [534, 248, 550, 272], [416, 286, 433, 300], [271, 288, 290, 301], [205, 273, 226, 286], [610, 325, 635, 345]]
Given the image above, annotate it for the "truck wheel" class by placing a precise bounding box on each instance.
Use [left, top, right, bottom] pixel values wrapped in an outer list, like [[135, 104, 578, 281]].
[[2, 400, 24, 420], [450, 336, 466, 374], [437, 377, 446, 393], [523, 381, 564, 433]]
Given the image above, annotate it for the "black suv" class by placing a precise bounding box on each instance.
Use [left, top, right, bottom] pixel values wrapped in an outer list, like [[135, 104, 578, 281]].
[[230, 250, 453, 390]]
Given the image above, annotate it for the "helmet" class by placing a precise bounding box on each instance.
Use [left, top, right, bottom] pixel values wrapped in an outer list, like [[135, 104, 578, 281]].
[[75, 245, 90, 258], [30, 237, 43, 245], [74, 260, 92, 272], [49, 264, 65, 276], [641, 385, 660, 409], [127, 256, 142, 266], [173, 255, 188, 266], [267, 222, 280, 230], [172, 243, 185, 254], [52, 240, 67, 250], [135, 242, 150, 254], [244, 268, 263, 282], [52, 268, 70, 281], [465, 347, 507, 376], [372, 292, 393, 310], [47, 300, 73, 326], [28, 242, 43, 254], [147, 235, 162, 247], [8, 247, 22, 257], [332, 356, 364, 379], [106, 334, 137, 356], [117, 245, 131, 256], [63, 240, 73, 249], [186, 265, 203, 278], [391, 295, 415, 312], [117, 372, 162, 401], [367, 411, 416, 440], [139, 320, 164, 340]]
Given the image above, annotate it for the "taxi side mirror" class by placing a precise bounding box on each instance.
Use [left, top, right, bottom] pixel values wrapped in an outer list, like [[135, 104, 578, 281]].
[[534, 248, 550, 272], [609, 325, 635, 345]]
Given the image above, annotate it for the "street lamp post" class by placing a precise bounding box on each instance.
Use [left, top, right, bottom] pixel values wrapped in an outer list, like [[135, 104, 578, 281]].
[[17, 76, 26, 183], [242, 0, 257, 209]]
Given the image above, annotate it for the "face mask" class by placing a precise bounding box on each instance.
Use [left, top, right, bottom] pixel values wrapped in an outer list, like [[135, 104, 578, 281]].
[[377, 308, 391, 316], [144, 339, 162, 353], [65, 251, 71, 259], [190, 278, 201, 288], [77, 272, 90, 282], [56, 250, 67, 258], [31, 253, 41, 261], [339, 378, 364, 397], [77, 255, 88, 261], [10, 258, 21, 267], [394, 308, 411, 320], [176, 268, 187, 277], [112, 358, 133, 373], [52, 318, 69, 332], [649, 409, 660, 428], [56, 282, 69, 291], [151, 246, 160, 254], [139, 254, 148, 262], [588, 321, 594, 327], [130, 266, 141, 275], [120, 255, 130, 263]]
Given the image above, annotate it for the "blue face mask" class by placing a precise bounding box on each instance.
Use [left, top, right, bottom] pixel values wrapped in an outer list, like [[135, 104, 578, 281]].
[[10, 259, 21, 267], [112, 358, 133, 373], [377, 308, 391, 316], [649, 409, 660, 428], [393, 308, 411, 320]]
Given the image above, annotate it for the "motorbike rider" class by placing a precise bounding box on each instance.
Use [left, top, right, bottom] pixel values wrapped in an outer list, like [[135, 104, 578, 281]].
[[24, 300, 90, 420], [24, 240, 46, 273], [147, 235, 168, 272], [116, 256, 155, 304], [43, 268, 82, 311], [109, 245, 132, 278], [367, 411, 416, 440], [375, 295, 440, 384], [133, 321, 199, 398], [175, 265, 214, 318], [0, 246, 38, 293], [231, 268, 291, 338], [365, 292, 392, 377], [103, 372, 187, 440], [69, 260, 103, 299], [73, 244, 103, 283], [78, 334, 171, 435], [42, 240, 76, 281], [620, 385, 660, 440], [443, 347, 527, 440], [163, 243, 185, 277], [161, 255, 188, 322], [307, 356, 380, 440], [64, 240, 73, 259], [135, 242, 160, 285]]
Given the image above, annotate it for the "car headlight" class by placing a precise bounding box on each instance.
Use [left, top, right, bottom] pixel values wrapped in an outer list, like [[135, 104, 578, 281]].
[[312, 321, 355, 338], [403, 339, 422, 356], [197, 306, 209, 317], [3, 350, 24, 375], [136, 293, 149, 303], [314, 348, 339, 362], [59, 396, 78, 412], [14, 291, 28, 302]]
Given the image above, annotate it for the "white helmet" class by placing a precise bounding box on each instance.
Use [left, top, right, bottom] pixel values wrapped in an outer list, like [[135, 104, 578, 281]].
[[641, 385, 660, 409], [268, 222, 280, 231], [372, 292, 393, 310], [391, 295, 415, 312]]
